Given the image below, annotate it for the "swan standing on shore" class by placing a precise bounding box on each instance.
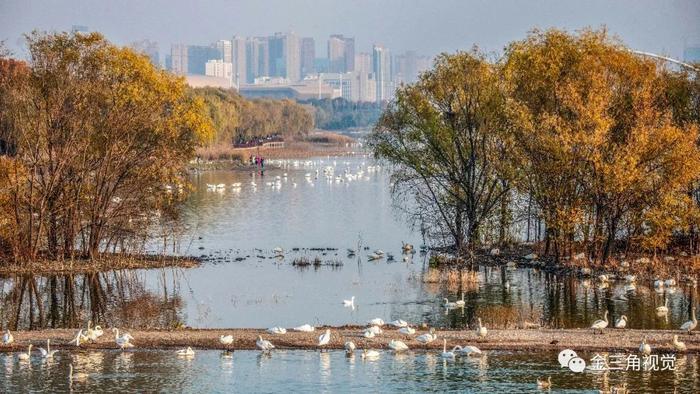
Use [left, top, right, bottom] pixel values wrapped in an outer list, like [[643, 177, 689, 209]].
[[639, 336, 651, 355], [615, 315, 627, 329], [476, 318, 488, 338], [38, 339, 58, 359], [18, 344, 32, 361], [398, 326, 416, 336], [680, 308, 697, 334], [176, 347, 195, 357], [73, 329, 88, 347], [591, 311, 609, 334], [256, 336, 274, 352], [2, 330, 13, 345], [672, 335, 687, 352], [388, 339, 409, 352], [293, 324, 315, 332], [113, 328, 134, 350], [318, 329, 331, 349], [390, 319, 408, 328], [416, 328, 437, 344], [440, 339, 455, 359]]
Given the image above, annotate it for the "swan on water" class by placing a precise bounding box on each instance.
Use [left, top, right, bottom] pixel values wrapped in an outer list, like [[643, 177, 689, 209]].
[[398, 326, 416, 336], [38, 339, 59, 359], [361, 349, 380, 359], [343, 296, 355, 307], [454, 344, 483, 356], [680, 308, 697, 334], [672, 335, 686, 352], [591, 310, 609, 334], [293, 324, 315, 332], [440, 339, 455, 359], [656, 299, 669, 314], [374, 249, 385, 256], [367, 318, 385, 326], [69, 363, 89, 382], [639, 336, 651, 355], [18, 344, 32, 361], [537, 377, 552, 390], [2, 330, 13, 345], [455, 293, 466, 307], [476, 318, 488, 338], [344, 341, 356, 353], [416, 328, 437, 344], [267, 326, 287, 335], [318, 329, 331, 348], [256, 336, 274, 352], [615, 315, 627, 329], [388, 339, 409, 352], [389, 319, 408, 328], [368, 253, 383, 261], [219, 335, 233, 347], [176, 347, 195, 357]]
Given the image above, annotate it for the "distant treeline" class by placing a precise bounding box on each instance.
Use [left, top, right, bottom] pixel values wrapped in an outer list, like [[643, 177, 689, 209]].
[[191, 87, 314, 146], [302, 98, 383, 130]]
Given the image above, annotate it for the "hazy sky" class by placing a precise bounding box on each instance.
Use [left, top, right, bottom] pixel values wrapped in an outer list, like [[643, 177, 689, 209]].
[[1, 0, 698, 59]]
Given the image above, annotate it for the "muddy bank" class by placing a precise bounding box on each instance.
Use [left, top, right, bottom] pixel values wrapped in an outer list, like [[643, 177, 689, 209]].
[[0, 254, 200, 276], [2, 326, 699, 353]]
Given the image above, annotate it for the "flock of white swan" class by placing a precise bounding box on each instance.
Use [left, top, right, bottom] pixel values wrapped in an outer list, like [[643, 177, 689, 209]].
[[204, 159, 381, 193]]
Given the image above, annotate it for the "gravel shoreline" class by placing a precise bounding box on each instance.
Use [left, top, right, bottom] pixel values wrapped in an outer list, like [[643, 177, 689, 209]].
[[2, 327, 699, 353]]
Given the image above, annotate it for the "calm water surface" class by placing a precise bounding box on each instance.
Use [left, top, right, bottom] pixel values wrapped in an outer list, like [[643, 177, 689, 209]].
[[1, 350, 698, 393], [1, 156, 698, 331]]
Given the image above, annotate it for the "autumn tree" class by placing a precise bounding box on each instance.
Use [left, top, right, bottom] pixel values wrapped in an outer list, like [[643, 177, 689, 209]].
[[0, 31, 212, 262], [369, 50, 512, 254]]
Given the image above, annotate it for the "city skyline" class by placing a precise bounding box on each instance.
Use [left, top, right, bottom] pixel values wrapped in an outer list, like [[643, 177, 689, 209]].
[[1, 0, 698, 61]]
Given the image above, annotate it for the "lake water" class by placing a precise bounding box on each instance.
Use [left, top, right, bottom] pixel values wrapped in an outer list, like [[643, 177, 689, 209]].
[[1, 350, 697, 393], [1, 156, 698, 332]]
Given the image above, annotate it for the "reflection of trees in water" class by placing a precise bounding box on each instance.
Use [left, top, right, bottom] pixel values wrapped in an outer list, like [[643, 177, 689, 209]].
[[0, 269, 184, 330]]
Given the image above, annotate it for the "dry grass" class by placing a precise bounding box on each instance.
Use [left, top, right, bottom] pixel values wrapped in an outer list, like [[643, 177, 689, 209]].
[[0, 254, 200, 275], [195, 144, 247, 162]]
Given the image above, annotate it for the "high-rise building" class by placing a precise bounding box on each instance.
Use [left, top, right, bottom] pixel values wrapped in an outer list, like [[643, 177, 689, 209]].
[[215, 40, 233, 63], [130, 39, 160, 67], [301, 37, 315, 77], [373, 44, 392, 102], [188, 45, 220, 75], [268, 33, 286, 78], [392, 51, 431, 85], [170, 44, 188, 75], [285, 32, 301, 82], [205, 59, 233, 85], [246, 37, 269, 83], [232, 36, 247, 88], [327, 34, 355, 73], [354, 52, 375, 102]]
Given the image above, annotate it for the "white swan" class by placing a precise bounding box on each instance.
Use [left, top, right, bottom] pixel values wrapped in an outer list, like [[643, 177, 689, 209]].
[[18, 344, 32, 361], [440, 339, 455, 359], [615, 315, 627, 329], [2, 330, 13, 345], [367, 318, 385, 326], [390, 319, 408, 328], [361, 349, 380, 359], [454, 344, 483, 356], [176, 347, 195, 357], [591, 310, 609, 334], [293, 324, 315, 332], [680, 308, 697, 334], [455, 292, 466, 307], [85, 321, 98, 342], [639, 336, 651, 355], [366, 325, 383, 335], [219, 335, 233, 347], [113, 328, 134, 350], [374, 249, 385, 256], [343, 296, 355, 307], [656, 299, 669, 314], [443, 298, 458, 309], [398, 326, 416, 335], [672, 334, 686, 352], [266, 326, 287, 335], [69, 363, 89, 382], [416, 328, 438, 344], [318, 329, 331, 347], [344, 341, 356, 353], [38, 339, 58, 359], [73, 329, 88, 347], [93, 325, 104, 339], [388, 339, 409, 352], [363, 330, 376, 338], [476, 318, 488, 338], [256, 336, 274, 352]]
